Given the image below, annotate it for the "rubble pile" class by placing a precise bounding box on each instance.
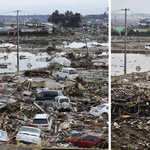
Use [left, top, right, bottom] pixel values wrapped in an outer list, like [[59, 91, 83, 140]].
[[0, 22, 108, 148], [111, 72, 150, 149], [0, 62, 108, 148]]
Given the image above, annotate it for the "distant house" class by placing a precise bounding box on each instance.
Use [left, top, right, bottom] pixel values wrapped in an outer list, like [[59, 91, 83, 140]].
[[12, 19, 59, 33], [26, 19, 42, 27], [128, 18, 150, 32]]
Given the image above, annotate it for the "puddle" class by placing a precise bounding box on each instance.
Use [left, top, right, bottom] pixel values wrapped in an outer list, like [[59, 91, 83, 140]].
[[0, 52, 51, 73]]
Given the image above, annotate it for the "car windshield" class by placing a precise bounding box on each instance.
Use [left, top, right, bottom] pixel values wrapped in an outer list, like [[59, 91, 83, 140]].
[[69, 69, 77, 74], [33, 119, 48, 124], [19, 127, 40, 134], [97, 104, 107, 108], [58, 91, 63, 96], [60, 98, 69, 103]]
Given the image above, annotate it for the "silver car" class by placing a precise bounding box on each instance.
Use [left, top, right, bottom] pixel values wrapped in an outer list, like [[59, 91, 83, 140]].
[[31, 114, 53, 131], [53, 96, 71, 111]]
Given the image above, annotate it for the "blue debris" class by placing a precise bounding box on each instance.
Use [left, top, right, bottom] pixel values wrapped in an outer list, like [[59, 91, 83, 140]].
[[71, 131, 79, 134]]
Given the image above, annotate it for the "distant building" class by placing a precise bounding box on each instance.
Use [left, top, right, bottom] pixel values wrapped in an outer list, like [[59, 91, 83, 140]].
[[12, 19, 59, 33], [128, 18, 150, 32]]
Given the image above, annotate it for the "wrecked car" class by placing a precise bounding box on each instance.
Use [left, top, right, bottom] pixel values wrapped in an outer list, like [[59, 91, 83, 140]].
[[53, 96, 71, 111], [35, 90, 63, 105], [31, 114, 53, 131], [56, 67, 78, 80], [68, 134, 102, 148], [16, 126, 42, 145], [0, 130, 9, 142], [89, 103, 109, 117]]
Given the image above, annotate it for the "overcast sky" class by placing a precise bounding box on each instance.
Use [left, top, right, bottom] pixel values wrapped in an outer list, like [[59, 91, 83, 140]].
[[0, 0, 108, 16], [112, 0, 150, 14]]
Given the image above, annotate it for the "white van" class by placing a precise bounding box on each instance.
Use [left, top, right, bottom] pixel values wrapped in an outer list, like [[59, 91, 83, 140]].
[[145, 43, 150, 50], [56, 67, 78, 80]]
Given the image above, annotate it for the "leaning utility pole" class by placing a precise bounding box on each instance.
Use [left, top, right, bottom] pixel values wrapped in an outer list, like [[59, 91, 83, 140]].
[[80, 15, 89, 57], [14, 10, 21, 72], [121, 8, 129, 75]]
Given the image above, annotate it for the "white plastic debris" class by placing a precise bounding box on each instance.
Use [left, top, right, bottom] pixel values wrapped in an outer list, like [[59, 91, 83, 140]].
[[59, 122, 70, 130], [113, 122, 120, 128], [50, 57, 71, 66]]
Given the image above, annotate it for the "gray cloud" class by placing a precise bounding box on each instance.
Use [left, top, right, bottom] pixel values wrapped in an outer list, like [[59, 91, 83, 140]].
[[0, 0, 108, 15]]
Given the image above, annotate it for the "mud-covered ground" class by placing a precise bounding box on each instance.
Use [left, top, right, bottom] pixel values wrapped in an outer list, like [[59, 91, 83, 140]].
[[111, 36, 150, 50]]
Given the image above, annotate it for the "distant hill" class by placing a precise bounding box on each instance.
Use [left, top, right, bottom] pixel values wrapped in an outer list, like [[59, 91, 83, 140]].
[[84, 13, 108, 20]]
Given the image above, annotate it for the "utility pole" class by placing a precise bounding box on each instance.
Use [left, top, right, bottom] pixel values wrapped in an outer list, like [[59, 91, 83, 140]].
[[2, 17, 4, 27], [121, 8, 129, 75], [14, 10, 21, 72], [80, 15, 89, 57]]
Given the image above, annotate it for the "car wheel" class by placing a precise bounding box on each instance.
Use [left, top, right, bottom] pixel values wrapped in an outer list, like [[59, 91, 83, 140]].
[[102, 112, 108, 118], [53, 106, 56, 111], [69, 142, 77, 147], [38, 102, 43, 106]]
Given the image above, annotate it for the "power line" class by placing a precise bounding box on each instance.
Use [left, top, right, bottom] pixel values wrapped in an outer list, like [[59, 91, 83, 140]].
[[111, 9, 122, 14], [129, 9, 150, 18], [0, 11, 15, 15]]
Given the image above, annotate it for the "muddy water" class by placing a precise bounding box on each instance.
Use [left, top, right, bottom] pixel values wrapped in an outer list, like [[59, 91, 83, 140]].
[[111, 53, 150, 76], [0, 52, 50, 73]]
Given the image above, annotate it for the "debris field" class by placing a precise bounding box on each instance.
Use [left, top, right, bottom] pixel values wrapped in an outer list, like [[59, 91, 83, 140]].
[[111, 72, 150, 149], [0, 51, 108, 149]]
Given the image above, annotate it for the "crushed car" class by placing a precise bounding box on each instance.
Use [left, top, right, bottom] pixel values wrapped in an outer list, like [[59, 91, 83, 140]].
[[16, 126, 42, 145], [0, 130, 9, 142], [68, 134, 106, 148], [35, 90, 63, 105], [89, 103, 109, 117]]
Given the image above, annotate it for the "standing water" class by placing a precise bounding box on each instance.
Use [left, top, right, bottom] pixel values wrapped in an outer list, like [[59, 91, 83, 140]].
[[111, 53, 150, 76]]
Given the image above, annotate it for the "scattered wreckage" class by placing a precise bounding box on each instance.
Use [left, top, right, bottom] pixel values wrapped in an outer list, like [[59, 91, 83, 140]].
[[111, 71, 150, 149], [0, 54, 108, 148]]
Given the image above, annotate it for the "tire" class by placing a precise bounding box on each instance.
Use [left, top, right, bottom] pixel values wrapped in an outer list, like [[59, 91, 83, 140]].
[[38, 102, 43, 106], [102, 112, 108, 118], [69, 142, 77, 147], [64, 76, 67, 81]]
